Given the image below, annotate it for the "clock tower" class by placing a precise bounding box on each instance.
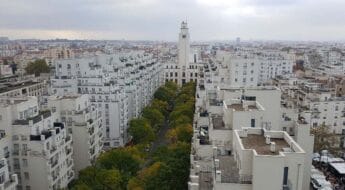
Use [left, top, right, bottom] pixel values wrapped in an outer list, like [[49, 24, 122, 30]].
[[178, 21, 190, 68]]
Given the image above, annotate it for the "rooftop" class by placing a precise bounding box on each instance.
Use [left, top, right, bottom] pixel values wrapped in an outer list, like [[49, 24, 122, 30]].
[[241, 134, 290, 155], [212, 115, 225, 129], [227, 104, 257, 111], [0, 80, 41, 94]]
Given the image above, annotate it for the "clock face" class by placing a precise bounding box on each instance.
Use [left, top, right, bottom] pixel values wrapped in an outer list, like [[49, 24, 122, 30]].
[[182, 35, 186, 38]]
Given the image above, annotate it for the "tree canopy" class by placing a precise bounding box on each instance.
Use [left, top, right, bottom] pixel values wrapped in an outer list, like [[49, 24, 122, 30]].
[[128, 118, 155, 145], [311, 124, 340, 154], [25, 59, 50, 76]]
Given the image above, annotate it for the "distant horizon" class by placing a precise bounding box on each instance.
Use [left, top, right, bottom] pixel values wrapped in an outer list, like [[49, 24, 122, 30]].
[[3, 37, 345, 44], [2, 0, 345, 42]]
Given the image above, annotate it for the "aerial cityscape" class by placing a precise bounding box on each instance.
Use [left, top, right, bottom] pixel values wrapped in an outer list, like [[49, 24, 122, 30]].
[[1, 1, 345, 190]]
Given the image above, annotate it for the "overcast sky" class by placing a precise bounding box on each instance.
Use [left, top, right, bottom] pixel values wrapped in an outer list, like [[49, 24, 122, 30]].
[[1, 0, 345, 41]]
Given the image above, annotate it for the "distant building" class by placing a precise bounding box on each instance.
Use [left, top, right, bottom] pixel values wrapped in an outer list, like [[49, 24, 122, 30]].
[[164, 21, 203, 85], [236, 37, 241, 45]]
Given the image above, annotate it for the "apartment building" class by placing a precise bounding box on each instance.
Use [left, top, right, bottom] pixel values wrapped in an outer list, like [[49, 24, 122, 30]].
[[0, 158, 18, 190], [313, 49, 345, 76], [51, 51, 163, 147], [216, 50, 294, 87], [189, 73, 314, 190], [0, 75, 47, 98], [46, 95, 103, 174], [230, 127, 307, 190], [280, 79, 345, 148], [0, 129, 18, 190], [0, 97, 74, 190]]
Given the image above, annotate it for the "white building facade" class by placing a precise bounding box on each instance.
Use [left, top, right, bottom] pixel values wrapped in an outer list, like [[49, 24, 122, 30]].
[[51, 51, 164, 148]]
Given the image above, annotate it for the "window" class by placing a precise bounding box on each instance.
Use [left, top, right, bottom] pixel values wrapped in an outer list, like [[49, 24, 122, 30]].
[[0, 172, 4, 184], [14, 158, 20, 169], [251, 119, 255, 128], [24, 172, 29, 180], [283, 167, 289, 185], [22, 159, 28, 167]]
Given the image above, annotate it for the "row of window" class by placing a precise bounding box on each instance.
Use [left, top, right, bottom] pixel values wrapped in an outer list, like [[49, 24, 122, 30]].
[[166, 72, 198, 77], [234, 77, 254, 83]]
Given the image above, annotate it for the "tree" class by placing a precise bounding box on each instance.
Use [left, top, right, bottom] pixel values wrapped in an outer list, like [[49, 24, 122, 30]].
[[25, 59, 50, 76], [128, 118, 155, 144], [72, 166, 122, 190], [153, 86, 175, 104], [127, 162, 170, 190], [153, 142, 191, 190], [169, 103, 194, 123], [142, 107, 164, 131], [165, 81, 178, 92], [97, 147, 143, 189], [311, 124, 340, 154], [151, 99, 169, 116], [166, 124, 193, 143], [169, 115, 192, 128], [97, 169, 122, 189]]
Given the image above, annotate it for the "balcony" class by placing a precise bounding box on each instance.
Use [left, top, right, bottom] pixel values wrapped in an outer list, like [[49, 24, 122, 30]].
[[53, 122, 65, 129], [50, 145, 57, 154], [65, 135, 72, 143], [66, 148, 72, 156], [0, 159, 5, 169], [51, 160, 58, 168], [68, 171, 74, 180], [67, 159, 73, 167]]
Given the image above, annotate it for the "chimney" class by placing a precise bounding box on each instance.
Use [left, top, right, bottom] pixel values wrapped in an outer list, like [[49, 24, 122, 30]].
[[216, 170, 222, 182], [190, 175, 199, 183], [188, 182, 199, 190], [195, 165, 200, 174], [213, 146, 218, 157], [265, 135, 271, 145], [270, 142, 276, 153], [243, 129, 248, 137], [214, 159, 220, 169]]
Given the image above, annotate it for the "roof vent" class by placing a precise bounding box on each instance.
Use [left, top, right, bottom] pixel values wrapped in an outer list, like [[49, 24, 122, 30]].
[[270, 142, 276, 153], [265, 135, 271, 145]]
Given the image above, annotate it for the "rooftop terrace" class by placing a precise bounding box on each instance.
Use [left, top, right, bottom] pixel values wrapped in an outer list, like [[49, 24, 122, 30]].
[[241, 134, 291, 155], [227, 104, 257, 111]]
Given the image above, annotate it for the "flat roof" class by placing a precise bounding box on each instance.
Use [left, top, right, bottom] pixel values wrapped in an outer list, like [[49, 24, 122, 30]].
[[227, 104, 257, 111], [212, 115, 225, 129], [241, 134, 290, 155], [0, 81, 40, 94]]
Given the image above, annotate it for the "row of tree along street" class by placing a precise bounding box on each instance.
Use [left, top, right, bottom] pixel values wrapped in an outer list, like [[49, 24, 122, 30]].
[[71, 81, 196, 190]]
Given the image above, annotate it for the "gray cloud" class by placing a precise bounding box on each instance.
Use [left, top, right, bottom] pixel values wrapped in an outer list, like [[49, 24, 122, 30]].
[[0, 0, 344, 41]]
